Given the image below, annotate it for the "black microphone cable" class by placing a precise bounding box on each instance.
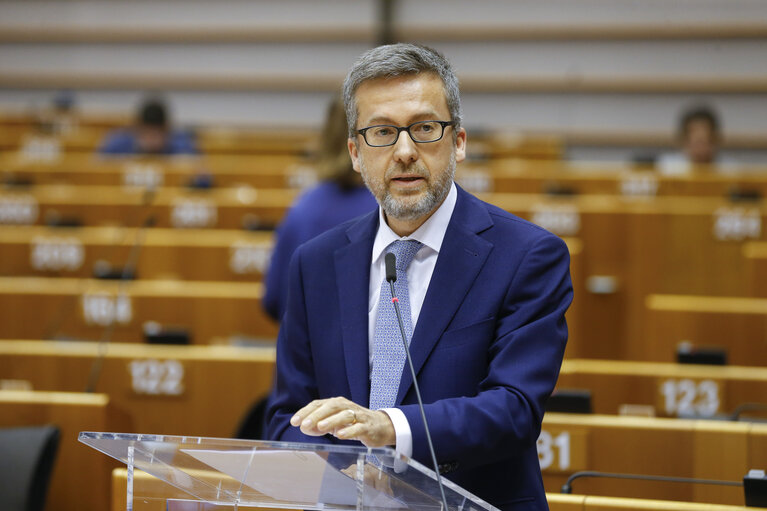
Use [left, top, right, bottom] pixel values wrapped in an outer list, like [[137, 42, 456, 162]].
[[731, 403, 767, 421], [385, 251, 450, 511], [561, 470, 743, 495]]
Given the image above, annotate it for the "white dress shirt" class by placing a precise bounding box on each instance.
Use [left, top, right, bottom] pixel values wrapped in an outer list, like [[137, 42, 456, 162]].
[[369, 182, 458, 460]]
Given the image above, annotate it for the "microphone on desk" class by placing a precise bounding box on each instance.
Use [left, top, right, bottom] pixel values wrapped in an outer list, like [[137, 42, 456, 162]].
[[385, 252, 449, 511]]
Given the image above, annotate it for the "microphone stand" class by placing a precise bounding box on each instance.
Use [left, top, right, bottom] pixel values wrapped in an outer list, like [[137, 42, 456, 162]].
[[85, 187, 156, 393], [386, 252, 450, 511]]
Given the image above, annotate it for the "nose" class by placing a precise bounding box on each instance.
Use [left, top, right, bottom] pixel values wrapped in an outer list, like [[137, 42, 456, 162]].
[[392, 130, 418, 165]]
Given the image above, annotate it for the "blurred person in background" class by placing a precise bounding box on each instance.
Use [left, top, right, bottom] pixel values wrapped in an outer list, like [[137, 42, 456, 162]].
[[15, 92, 78, 163], [657, 104, 738, 174], [98, 97, 198, 156], [263, 96, 377, 321], [45, 89, 79, 135]]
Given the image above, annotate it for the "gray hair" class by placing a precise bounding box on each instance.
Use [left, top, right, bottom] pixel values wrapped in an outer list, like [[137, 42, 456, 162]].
[[342, 43, 462, 139]]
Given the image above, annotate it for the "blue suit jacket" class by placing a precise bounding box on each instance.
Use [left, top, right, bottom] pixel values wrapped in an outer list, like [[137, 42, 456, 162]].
[[266, 185, 572, 511]]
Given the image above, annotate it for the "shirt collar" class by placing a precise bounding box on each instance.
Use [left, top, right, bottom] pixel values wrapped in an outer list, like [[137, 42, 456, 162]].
[[372, 181, 457, 262]]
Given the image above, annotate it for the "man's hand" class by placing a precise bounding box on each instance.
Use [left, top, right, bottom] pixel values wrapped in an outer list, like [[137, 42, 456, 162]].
[[290, 396, 396, 448]]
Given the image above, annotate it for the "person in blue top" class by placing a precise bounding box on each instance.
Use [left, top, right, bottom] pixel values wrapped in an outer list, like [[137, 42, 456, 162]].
[[263, 96, 377, 321], [266, 43, 572, 511], [98, 97, 198, 156]]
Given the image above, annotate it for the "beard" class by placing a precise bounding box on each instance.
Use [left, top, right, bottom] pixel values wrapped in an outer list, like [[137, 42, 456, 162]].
[[359, 151, 456, 222]]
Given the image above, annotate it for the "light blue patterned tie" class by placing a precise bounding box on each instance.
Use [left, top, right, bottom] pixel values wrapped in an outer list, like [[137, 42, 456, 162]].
[[369, 239, 423, 410]]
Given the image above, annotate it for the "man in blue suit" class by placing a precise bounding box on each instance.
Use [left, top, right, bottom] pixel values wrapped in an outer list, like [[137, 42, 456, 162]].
[[266, 43, 572, 511]]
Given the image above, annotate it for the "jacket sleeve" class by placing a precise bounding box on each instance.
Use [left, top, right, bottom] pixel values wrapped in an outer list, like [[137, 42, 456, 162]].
[[264, 245, 334, 445]]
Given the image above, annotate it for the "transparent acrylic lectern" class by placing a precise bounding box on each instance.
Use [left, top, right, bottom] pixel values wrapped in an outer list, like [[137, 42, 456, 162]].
[[79, 432, 499, 511]]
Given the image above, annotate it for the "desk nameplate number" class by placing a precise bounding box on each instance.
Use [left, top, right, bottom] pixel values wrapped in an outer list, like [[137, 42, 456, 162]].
[[128, 359, 185, 396], [537, 427, 588, 473], [657, 378, 723, 418], [81, 293, 132, 326], [229, 242, 272, 275]]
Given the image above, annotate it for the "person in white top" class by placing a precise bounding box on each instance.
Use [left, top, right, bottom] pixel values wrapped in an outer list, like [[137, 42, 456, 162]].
[[657, 105, 739, 175]]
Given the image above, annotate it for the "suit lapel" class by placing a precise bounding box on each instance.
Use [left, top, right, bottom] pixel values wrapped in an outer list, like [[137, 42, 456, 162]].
[[395, 188, 494, 404], [335, 211, 378, 408]]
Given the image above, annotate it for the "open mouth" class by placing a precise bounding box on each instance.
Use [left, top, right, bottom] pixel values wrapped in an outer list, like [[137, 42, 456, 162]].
[[391, 176, 424, 183]]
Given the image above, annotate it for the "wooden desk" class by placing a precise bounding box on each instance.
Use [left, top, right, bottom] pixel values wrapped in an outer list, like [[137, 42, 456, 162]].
[[0, 122, 314, 153], [8, 153, 767, 199], [539, 413, 767, 505], [548, 493, 765, 510], [0, 125, 316, 155], [196, 129, 317, 155], [0, 234, 581, 355], [110, 470, 765, 511], [109, 415, 767, 510], [557, 359, 767, 417], [459, 160, 767, 198], [0, 390, 117, 511], [643, 294, 767, 365], [1, 152, 310, 189], [0, 277, 278, 344], [0, 184, 299, 229], [0, 111, 126, 131], [0, 340, 275, 437], [0, 127, 115, 153], [481, 193, 767, 358], [744, 241, 767, 298], [2, 186, 764, 357], [0, 225, 273, 281]]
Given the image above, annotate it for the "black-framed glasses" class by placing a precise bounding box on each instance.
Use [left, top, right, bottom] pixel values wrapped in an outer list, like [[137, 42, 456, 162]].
[[356, 120, 455, 147]]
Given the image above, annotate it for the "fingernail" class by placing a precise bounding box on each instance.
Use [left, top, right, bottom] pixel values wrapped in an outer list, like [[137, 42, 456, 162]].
[[290, 415, 300, 426], [318, 420, 328, 430], [302, 418, 312, 428]]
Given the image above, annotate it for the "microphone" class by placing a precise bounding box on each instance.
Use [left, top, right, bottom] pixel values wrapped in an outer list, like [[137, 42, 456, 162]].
[[384, 252, 397, 282], [561, 470, 742, 495], [385, 252, 449, 511]]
